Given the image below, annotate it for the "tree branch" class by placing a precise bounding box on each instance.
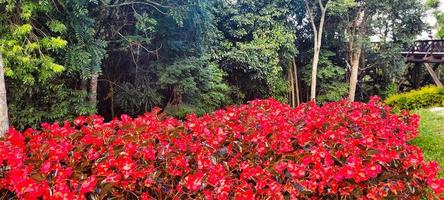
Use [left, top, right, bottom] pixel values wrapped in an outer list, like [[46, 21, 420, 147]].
[[104, 1, 170, 15], [318, 0, 324, 11], [324, 0, 330, 10], [115, 31, 162, 55], [304, 0, 318, 35]]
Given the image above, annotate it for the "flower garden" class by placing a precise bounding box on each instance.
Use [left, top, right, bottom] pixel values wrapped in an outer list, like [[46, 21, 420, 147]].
[[1, 97, 443, 199]]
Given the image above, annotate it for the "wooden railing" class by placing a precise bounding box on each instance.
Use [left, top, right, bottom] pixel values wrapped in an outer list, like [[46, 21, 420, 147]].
[[401, 40, 444, 63], [401, 40, 443, 87]]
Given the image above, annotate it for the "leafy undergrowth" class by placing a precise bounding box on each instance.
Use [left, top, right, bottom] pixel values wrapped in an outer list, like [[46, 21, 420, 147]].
[[0, 98, 443, 199], [413, 109, 444, 178]]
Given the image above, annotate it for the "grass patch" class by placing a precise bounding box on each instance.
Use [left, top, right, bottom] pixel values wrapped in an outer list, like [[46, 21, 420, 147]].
[[412, 109, 444, 177]]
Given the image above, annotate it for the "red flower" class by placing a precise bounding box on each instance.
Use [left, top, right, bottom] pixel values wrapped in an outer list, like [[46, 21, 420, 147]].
[[80, 176, 97, 194], [0, 98, 443, 199], [183, 172, 204, 192]]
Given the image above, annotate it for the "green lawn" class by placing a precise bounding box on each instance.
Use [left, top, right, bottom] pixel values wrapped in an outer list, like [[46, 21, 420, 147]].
[[412, 109, 444, 178]]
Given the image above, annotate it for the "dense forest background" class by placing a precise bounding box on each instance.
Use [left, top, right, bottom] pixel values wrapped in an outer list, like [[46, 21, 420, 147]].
[[0, 0, 443, 129]]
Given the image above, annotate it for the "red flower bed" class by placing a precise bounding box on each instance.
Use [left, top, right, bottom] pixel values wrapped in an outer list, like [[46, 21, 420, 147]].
[[0, 98, 443, 199]]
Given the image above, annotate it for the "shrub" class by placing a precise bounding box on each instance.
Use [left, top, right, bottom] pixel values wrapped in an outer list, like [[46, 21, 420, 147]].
[[0, 98, 443, 199], [385, 86, 444, 111]]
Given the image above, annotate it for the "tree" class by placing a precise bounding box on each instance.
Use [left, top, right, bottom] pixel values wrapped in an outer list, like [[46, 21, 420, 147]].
[[0, 52, 8, 136], [344, 2, 364, 101], [289, 58, 300, 107], [304, 0, 331, 100], [301, 50, 348, 103], [212, 0, 298, 102], [426, 0, 444, 38], [439, 14, 444, 38], [331, 0, 424, 101], [62, 0, 174, 113], [105, 0, 231, 117], [0, 0, 427, 129], [0, 0, 91, 128], [61, 0, 107, 113]]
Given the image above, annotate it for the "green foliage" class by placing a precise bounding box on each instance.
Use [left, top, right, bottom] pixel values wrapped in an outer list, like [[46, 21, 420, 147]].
[[323, 0, 425, 101], [425, 0, 443, 38], [164, 104, 206, 119], [48, 20, 67, 34], [114, 78, 163, 116], [212, 0, 297, 101], [0, 0, 98, 128], [112, 1, 231, 117], [0, 0, 430, 128], [8, 83, 93, 130], [426, 0, 440, 8], [0, 23, 67, 85], [385, 86, 444, 110], [438, 13, 444, 39], [302, 51, 348, 103], [62, 0, 107, 77], [194, 60, 232, 111], [359, 43, 410, 99], [134, 12, 158, 34], [114, 57, 230, 116], [381, 83, 398, 99], [329, 0, 357, 14]]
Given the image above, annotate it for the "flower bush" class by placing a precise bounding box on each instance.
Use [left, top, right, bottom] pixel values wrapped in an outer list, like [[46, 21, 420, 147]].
[[0, 98, 443, 199]]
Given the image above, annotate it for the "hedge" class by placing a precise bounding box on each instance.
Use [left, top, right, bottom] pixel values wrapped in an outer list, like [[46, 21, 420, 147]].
[[0, 98, 443, 199], [385, 86, 444, 110]]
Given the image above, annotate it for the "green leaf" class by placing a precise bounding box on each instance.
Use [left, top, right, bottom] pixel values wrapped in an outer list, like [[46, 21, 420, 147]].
[[13, 24, 33, 37], [48, 20, 67, 34], [51, 63, 65, 73]]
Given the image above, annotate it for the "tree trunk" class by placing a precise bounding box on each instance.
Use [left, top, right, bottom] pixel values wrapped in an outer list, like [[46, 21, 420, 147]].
[[0, 53, 9, 136], [310, 45, 320, 100], [305, 0, 329, 101], [81, 79, 88, 92], [289, 62, 295, 107], [110, 81, 115, 118], [348, 47, 362, 101], [347, 9, 365, 102], [293, 58, 300, 106], [89, 73, 99, 114]]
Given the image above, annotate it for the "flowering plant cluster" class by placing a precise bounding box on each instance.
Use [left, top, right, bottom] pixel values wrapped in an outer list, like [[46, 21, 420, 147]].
[[0, 97, 443, 199]]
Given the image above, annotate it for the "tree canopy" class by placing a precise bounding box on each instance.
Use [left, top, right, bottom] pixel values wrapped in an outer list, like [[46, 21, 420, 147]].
[[0, 0, 436, 129]]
